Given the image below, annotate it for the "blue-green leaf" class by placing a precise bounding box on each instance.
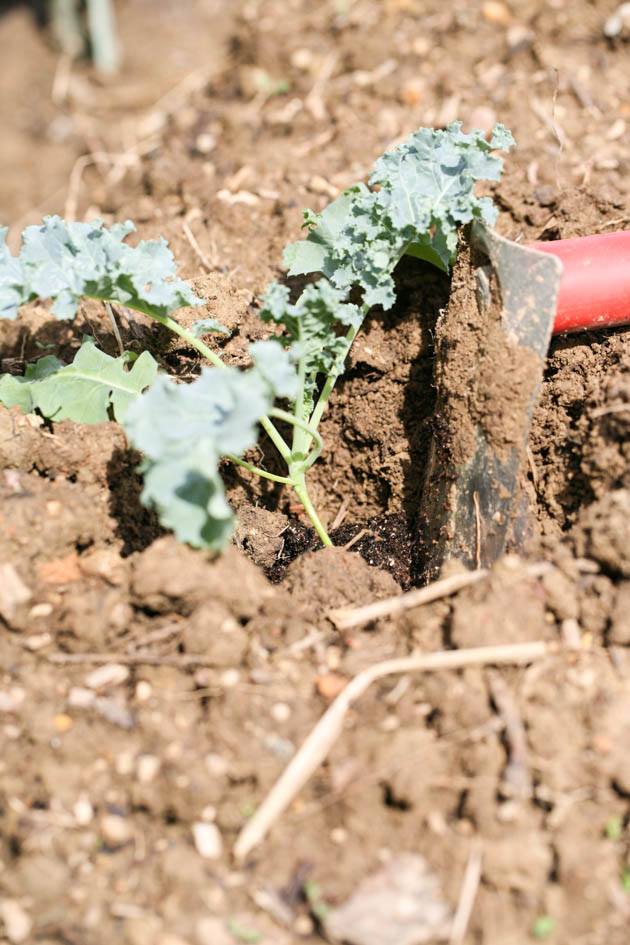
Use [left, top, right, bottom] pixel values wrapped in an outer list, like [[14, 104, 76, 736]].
[[283, 122, 514, 310], [250, 340, 299, 400], [0, 217, 202, 320], [123, 366, 273, 549], [0, 339, 158, 422], [259, 279, 363, 404]]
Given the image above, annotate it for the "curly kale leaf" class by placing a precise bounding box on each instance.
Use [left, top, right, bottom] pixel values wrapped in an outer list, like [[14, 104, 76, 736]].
[[259, 279, 362, 406], [122, 345, 295, 550], [0, 216, 202, 320], [284, 122, 515, 310], [0, 338, 158, 422]]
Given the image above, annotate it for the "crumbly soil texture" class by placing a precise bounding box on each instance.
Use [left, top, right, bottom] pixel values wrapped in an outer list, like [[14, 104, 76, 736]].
[[1, 2, 630, 944]]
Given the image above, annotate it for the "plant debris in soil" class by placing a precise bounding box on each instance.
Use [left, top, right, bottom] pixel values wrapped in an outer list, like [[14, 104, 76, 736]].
[[1, 2, 630, 944]]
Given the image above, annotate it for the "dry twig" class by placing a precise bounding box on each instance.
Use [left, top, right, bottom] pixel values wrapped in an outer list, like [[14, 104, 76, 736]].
[[449, 840, 483, 945], [48, 652, 221, 668], [233, 640, 553, 860], [329, 569, 488, 630]]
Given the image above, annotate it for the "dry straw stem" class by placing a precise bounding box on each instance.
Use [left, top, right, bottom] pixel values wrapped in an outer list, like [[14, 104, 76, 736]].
[[329, 569, 489, 630], [233, 639, 553, 861], [329, 562, 552, 630], [449, 838, 483, 945]]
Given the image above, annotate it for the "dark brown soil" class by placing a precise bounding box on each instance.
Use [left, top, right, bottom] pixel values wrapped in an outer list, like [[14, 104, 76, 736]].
[[1, 2, 630, 944]]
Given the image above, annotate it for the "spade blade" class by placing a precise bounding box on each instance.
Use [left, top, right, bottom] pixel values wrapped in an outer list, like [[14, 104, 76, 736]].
[[419, 223, 563, 578]]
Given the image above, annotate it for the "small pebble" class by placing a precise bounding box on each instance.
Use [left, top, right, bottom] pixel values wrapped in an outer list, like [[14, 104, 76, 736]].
[[68, 687, 96, 709], [201, 805, 217, 822], [205, 753, 229, 777], [135, 681, 153, 703], [481, 0, 512, 24], [136, 754, 161, 784], [399, 78, 424, 106], [195, 133, 217, 154], [330, 827, 348, 845], [270, 702, 291, 723], [0, 899, 32, 944], [115, 751, 136, 776], [53, 713, 73, 733], [28, 602, 53, 618], [506, 24, 534, 52], [316, 673, 348, 701], [380, 714, 400, 732], [100, 814, 133, 848], [219, 669, 240, 688], [85, 663, 130, 691], [192, 822, 223, 860], [607, 118, 626, 141], [293, 915, 315, 936], [604, 2, 630, 38], [0, 688, 25, 714], [290, 47, 314, 70], [73, 795, 94, 826], [23, 632, 52, 651]]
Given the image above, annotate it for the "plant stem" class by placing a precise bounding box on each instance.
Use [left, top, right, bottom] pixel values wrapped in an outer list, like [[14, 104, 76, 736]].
[[150, 313, 225, 368], [148, 312, 293, 460], [291, 470, 332, 547], [86, 0, 121, 74], [226, 454, 292, 485], [269, 407, 322, 456], [309, 313, 366, 432]]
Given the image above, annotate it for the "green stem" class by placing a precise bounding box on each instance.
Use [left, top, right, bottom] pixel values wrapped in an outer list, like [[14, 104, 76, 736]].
[[86, 0, 120, 74], [149, 313, 225, 368], [269, 407, 322, 456], [291, 471, 332, 547], [226, 454, 292, 485], [309, 313, 366, 432], [148, 312, 292, 460], [292, 324, 307, 456]]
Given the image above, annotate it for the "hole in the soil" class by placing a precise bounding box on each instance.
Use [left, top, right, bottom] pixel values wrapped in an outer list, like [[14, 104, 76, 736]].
[[163, 806, 179, 825], [8, 835, 22, 858], [454, 789, 469, 822], [381, 782, 411, 811]]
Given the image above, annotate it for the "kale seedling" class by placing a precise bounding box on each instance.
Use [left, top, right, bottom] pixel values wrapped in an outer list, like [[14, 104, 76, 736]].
[[0, 122, 514, 551]]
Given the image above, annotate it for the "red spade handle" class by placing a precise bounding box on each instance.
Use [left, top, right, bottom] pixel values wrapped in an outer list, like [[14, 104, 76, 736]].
[[531, 230, 630, 335]]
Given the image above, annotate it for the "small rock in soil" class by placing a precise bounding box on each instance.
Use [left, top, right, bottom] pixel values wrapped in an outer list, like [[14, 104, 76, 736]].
[[192, 822, 223, 859], [85, 663, 130, 690], [0, 899, 33, 944], [0, 563, 31, 625], [100, 814, 133, 848], [323, 854, 451, 945]]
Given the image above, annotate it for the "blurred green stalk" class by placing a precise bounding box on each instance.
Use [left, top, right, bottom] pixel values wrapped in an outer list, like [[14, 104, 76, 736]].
[[86, 0, 121, 74], [49, 0, 121, 74]]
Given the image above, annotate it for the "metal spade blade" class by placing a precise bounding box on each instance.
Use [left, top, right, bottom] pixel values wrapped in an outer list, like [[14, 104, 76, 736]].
[[418, 222, 563, 578]]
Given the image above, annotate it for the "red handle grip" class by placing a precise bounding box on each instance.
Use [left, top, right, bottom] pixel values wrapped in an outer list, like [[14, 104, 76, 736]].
[[532, 230, 630, 335]]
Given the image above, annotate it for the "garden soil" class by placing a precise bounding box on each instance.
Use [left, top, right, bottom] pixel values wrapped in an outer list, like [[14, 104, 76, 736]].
[[1, 2, 629, 944]]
